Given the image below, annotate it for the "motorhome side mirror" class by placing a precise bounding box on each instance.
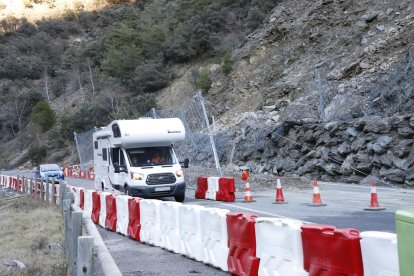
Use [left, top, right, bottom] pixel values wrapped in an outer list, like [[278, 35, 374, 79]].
[[180, 158, 189, 168]]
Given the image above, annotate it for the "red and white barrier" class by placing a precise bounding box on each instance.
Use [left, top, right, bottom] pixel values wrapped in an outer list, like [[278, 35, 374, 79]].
[[159, 201, 182, 253], [206, 177, 220, 200], [360, 231, 399, 276], [128, 197, 142, 241], [140, 199, 162, 246], [83, 190, 94, 218], [200, 207, 230, 271], [105, 194, 117, 232], [115, 195, 131, 236], [179, 205, 205, 261], [99, 192, 112, 228], [196, 177, 235, 202], [255, 217, 307, 276]]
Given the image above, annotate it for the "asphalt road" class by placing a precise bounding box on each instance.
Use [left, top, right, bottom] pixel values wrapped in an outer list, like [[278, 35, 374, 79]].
[[5, 170, 414, 275]]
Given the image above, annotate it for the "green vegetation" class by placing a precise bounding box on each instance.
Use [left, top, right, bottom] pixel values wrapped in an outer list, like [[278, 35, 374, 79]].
[[222, 52, 234, 75], [31, 101, 55, 132], [197, 69, 212, 93], [0, 0, 278, 158], [28, 145, 47, 165]]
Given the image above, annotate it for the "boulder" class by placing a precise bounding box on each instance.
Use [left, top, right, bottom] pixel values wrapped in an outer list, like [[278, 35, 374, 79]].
[[393, 139, 413, 158], [364, 117, 392, 133], [380, 169, 406, 184], [398, 126, 414, 137]]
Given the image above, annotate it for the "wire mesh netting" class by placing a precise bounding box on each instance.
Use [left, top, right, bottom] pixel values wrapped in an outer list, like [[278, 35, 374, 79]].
[[73, 128, 95, 170]]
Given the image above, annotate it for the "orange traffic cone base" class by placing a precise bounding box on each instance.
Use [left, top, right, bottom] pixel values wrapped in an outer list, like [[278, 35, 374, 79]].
[[242, 197, 256, 203], [364, 206, 385, 211], [273, 201, 288, 204], [308, 202, 327, 207]]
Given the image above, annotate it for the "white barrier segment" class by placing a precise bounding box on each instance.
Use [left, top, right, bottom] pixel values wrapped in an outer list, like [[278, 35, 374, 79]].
[[140, 199, 162, 246], [55, 184, 60, 205], [206, 177, 220, 200], [200, 207, 230, 271], [179, 205, 205, 261], [99, 192, 112, 227], [74, 187, 82, 207], [159, 201, 181, 253], [255, 217, 307, 276], [360, 231, 399, 276], [83, 190, 93, 218], [116, 195, 131, 236], [26, 179, 31, 195]]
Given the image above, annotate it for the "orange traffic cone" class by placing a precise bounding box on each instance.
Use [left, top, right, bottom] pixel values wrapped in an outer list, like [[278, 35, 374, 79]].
[[273, 177, 287, 204], [242, 180, 256, 203], [364, 181, 385, 211], [308, 178, 326, 207]]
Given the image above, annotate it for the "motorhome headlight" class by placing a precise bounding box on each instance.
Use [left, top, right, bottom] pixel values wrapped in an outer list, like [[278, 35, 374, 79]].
[[131, 172, 144, 180], [176, 169, 183, 177]]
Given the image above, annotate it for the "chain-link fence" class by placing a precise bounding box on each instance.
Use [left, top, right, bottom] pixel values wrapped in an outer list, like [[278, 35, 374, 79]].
[[73, 128, 95, 170]]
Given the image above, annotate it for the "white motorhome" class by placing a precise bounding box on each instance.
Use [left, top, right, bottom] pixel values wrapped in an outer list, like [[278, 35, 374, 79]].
[[93, 118, 188, 202]]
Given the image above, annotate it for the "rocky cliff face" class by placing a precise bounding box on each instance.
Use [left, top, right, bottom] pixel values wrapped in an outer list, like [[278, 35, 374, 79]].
[[166, 0, 414, 186]]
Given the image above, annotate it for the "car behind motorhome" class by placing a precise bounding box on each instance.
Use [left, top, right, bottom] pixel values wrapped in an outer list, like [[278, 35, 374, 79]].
[[93, 118, 188, 202]]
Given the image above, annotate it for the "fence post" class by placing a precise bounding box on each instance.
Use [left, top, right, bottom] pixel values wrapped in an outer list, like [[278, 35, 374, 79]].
[[29, 178, 33, 196], [77, 236, 94, 276], [40, 178, 44, 201], [60, 182, 65, 213], [63, 199, 71, 260], [70, 211, 83, 275], [197, 91, 223, 177], [22, 176, 26, 194], [52, 180, 57, 205], [46, 178, 50, 203]]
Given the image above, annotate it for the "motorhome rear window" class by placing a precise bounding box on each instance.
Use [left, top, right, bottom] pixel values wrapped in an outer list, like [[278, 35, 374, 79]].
[[112, 124, 121, 138], [102, 148, 107, 161], [94, 141, 98, 149]]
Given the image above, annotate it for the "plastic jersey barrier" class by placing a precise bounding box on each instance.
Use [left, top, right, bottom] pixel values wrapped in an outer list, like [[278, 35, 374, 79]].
[[255, 217, 307, 276], [91, 191, 101, 224], [179, 205, 206, 261], [99, 192, 112, 228], [200, 207, 230, 271], [139, 199, 162, 246], [206, 177, 220, 200], [395, 209, 414, 276], [116, 195, 132, 236], [301, 224, 363, 276], [360, 231, 399, 276], [195, 177, 208, 199], [127, 197, 142, 240], [159, 201, 182, 253], [84, 190, 94, 219], [217, 178, 236, 202], [226, 213, 260, 276], [79, 188, 85, 209], [105, 194, 117, 232]]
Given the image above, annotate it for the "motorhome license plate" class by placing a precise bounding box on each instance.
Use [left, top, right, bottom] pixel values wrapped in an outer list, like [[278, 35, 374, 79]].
[[155, 187, 170, 192]]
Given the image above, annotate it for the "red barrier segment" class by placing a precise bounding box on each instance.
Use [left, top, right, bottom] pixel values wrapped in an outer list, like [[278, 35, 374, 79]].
[[301, 224, 363, 276], [195, 177, 208, 199], [128, 197, 143, 241], [105, 194, 117, 232], [226, 212, 260, 276], [217, 178, 236, 202], [80, 189, 85, 210], [91, 191, 101, 224]]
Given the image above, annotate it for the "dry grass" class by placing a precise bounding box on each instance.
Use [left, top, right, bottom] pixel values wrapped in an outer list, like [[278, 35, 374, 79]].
[[0, 194, 67, 276]]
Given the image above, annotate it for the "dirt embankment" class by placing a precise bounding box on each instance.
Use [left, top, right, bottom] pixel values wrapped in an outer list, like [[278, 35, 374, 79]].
[[0, 189, 67, 276]]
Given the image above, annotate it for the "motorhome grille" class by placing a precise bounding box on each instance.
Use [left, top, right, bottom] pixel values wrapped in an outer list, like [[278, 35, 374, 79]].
[[146, 173, 176, 185]]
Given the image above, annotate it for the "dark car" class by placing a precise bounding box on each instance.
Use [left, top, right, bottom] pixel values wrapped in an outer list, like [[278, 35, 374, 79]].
[[34, 164, 65, 182]]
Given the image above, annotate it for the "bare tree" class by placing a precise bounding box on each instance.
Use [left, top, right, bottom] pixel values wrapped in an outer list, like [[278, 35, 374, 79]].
[[73, 67, 85, 102], [43, 67, 51, 103], [86, 58, 96, 97]]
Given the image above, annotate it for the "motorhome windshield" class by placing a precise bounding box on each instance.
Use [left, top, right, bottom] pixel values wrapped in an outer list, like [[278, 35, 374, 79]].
[[127, 147, 176, 167]]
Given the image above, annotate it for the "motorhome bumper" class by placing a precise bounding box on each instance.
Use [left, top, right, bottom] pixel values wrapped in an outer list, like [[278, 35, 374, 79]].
[[127, 183, 186, 198]]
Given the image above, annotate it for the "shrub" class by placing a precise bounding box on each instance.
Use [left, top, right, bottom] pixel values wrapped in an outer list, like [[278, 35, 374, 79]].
[[197, 69, 212, 92], [31, 101, 55, 132], [222, 52, 233, 75], [127, 62, 168, 94], [28, 145, 47, 165]]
